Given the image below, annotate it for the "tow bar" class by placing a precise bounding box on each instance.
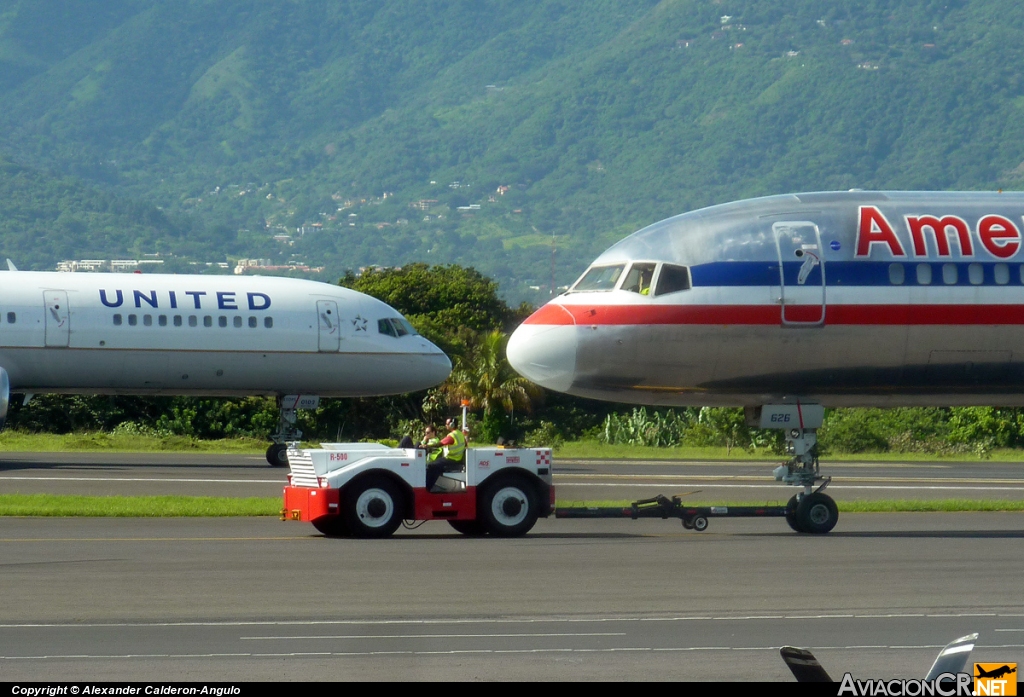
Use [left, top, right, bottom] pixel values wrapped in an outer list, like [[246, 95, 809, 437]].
[[555, 495, 787, 531]]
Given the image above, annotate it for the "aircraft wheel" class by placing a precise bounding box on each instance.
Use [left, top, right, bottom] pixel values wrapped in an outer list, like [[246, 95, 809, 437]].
[[785, 495, 804, 533], [448, 520, 488, 536], [691, 516, 709, 532], [479, 474, 539, 538], [795, 493, 838, 535], [312, 516, 350, 538], [343, 475, 405, 538], [266, 443, 289, 467]]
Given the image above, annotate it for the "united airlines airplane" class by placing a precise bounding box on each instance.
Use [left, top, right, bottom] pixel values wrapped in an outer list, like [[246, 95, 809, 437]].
[[0, 271, 451, 465], [507, 190, 1024, 533]]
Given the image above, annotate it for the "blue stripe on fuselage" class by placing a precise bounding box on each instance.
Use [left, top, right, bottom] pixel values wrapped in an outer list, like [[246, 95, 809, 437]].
[[689, 261, 1023, 287]]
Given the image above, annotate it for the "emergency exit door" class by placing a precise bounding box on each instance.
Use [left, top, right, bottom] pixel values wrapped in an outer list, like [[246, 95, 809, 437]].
[[44, 291, 70, 347], [317, 300, 341, 352], [773, 222, 826, 326]]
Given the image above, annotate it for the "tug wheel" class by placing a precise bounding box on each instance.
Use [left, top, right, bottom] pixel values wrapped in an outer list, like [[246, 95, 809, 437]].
[[478, 474, 539, 537], [343, 474, 405, 538], [691, 516, 709, 532]]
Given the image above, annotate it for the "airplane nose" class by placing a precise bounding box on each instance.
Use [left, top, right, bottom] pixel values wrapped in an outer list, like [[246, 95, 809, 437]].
[[507, 316, 578, 393], [417, 345, 453, 388]]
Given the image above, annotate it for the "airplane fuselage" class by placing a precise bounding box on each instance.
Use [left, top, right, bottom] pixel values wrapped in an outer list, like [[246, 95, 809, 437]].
[[0, 272, 451, 397], [508, 191, 1024, 407]]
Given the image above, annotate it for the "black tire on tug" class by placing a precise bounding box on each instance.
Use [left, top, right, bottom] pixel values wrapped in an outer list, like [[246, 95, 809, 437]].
[[478, 473, 539, 538], [785, 495, 804, 533], [267, 443, 289, 467], [343, 474, 405, 538], [795, 492, 839, 534], [448, 520, 488, 536], [312, 516, 351, 538]]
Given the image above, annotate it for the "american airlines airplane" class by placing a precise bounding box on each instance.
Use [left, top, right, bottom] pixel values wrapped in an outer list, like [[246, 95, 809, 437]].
[[507, 190, 1024, 533], [0, 270, 452, 465]]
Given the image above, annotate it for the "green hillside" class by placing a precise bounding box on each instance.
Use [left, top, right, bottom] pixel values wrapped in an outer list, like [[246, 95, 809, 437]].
[[2, 0, 1024, 301]]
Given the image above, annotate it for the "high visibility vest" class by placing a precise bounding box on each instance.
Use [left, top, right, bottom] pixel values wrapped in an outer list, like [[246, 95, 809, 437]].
[[424, 437, 441, 462], [444, 429, 466, 462]]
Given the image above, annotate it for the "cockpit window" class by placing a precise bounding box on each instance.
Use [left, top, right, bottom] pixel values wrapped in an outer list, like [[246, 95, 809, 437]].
[[571, 264, 626, 292], [655, 264, 692, 296], [378, 317, 418, 338], [621, 262, 657, 295], [378, 318, 397, 337]]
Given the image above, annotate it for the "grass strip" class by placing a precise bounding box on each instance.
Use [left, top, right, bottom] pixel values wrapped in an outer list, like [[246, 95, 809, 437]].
[[0, 494, 281, 517], [2, 494, 1024, 517], [0, 432, 266, 453]]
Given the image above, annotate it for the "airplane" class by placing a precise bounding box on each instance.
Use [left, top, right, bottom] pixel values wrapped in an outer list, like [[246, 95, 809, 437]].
[[0, 269, 452, 465], [506, 190, 1024, 533]]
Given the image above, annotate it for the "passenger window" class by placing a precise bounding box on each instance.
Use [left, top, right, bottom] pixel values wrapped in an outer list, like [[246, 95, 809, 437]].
[[888, 263, 905, 285], [621, 262, 657, 295], [655, 264, 692, 295], [571, 264, 626, 292], [158, 315, 168, 327], [968, 263, 983, 285], [942, 264, 958, 285], [6, 312, 14, 324], [174, 315, 183, 327], [189, 315, 198, 327], [248, 316, 257, 328], [995, 264, 1010, 285], [204, 316, 213, 327], [218, 316, 228, 328], [264, 317, 273, 329], [128, 314, 138, 326], [378, 318, 398, 337], [233, 316, 243, 328], [915, 264, 932, 285], [113, 314, 122, 326], [143, 315, 153, 326]]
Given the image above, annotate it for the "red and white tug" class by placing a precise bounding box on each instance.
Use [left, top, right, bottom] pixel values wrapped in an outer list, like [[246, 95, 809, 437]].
[[281, 443, 554, 538]]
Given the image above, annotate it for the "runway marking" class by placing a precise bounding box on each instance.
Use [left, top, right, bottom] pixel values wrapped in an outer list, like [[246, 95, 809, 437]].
[[0, 537, 314, 543], [5, 644, 1024, 661], [240, 632, 626, 640], [560, 474, 1024, 484], [0, 611, 1014, 628]]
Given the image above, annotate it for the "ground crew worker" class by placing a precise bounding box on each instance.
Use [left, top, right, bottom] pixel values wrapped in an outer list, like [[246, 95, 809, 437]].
[[426, 418, 467, 491], [420, 425, 441, 462]]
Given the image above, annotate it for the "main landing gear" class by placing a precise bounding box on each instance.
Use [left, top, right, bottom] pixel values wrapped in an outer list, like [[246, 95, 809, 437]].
[[749, 404, 839, 534], [266, 395, 321, 467]]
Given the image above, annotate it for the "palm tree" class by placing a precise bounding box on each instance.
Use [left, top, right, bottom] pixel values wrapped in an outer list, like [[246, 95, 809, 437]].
[[443, 330, 540, 441]]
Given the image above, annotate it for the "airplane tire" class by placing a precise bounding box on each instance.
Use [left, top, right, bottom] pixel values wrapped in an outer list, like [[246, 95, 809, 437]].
[[266, 443, 289, 467], [795, 493, 838, 534], [312, 516, 351, 538], [448, 520, 488, 536], [785, 495, 804, 533], [343, 475, 405, 539], [478, 474, 539, 538]]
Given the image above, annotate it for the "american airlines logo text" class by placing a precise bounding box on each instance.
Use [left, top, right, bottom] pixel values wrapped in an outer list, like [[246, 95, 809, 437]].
[[855, 206, 1023, 259], [98, 290, 272, 311]]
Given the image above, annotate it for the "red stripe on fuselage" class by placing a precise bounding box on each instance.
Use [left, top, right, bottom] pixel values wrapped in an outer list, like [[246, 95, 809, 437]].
[[522, 303, 1024, 326]]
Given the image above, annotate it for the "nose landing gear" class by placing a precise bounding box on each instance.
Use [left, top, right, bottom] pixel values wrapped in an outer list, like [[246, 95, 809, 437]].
[[266, 394, 320, 467], [749, 404, 839, 534]]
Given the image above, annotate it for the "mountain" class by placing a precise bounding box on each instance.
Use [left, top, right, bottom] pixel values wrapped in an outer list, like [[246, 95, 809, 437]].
[[2, 0, 1023, 302]]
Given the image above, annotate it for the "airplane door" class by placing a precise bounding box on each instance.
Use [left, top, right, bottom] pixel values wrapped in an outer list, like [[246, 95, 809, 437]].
[[317, 300, 341, 352], [773, 222, 825, 326], [44, 291, 70, 347]]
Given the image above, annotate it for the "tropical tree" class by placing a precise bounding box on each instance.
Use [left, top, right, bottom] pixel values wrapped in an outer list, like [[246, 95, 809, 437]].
[[444, 329, 540, 443]]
